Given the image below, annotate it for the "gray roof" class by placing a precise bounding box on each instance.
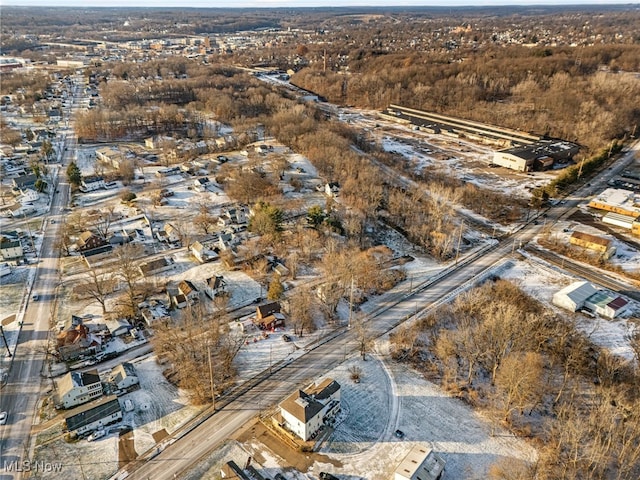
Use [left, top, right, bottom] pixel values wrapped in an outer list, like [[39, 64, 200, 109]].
[[64, 395, 121, 432], [557, 281, 598, 306]]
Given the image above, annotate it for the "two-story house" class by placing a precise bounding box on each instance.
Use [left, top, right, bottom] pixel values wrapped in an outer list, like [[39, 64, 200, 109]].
[[58, 369, 104, 409], [279, 378, 341, 441]]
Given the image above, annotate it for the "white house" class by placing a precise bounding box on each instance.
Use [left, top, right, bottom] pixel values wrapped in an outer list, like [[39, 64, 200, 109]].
[[204, 275, 226, 299], [0, 239, 23, 260], [106, 318, 131, 337], [109, 362, 139, 391], [394, 445, 446, 480], [58, 369, 103, 409], [279, 378, 341, 441], [190, 241, 219, 263], [64, 395, 122, 435], [19, 188, 39, 203]]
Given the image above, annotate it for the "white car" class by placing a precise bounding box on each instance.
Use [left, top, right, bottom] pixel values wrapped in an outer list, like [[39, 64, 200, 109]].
[[87, 430, 106, 442], [0, 411, 8, 425]]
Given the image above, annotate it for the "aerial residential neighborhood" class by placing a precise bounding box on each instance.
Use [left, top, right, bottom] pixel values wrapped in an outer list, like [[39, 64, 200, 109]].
[[1, 4, 640, 480]]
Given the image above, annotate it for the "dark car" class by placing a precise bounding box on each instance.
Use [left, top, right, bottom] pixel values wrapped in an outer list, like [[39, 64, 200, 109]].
[[319, 473, 339, 480], [282, 334, 292, 342], [275, 475, 287, 480], [395, 429, 405, 439]]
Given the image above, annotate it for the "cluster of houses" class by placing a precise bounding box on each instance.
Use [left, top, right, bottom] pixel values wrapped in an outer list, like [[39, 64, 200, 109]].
[[57, 361, 139, 436]]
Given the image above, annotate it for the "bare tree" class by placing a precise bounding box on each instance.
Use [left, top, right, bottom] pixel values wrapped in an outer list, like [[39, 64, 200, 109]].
[[114, 243, 144, 317], [76, 266, 116, 315], [353, 315, 374, 360], [288, 286, 315, 337]]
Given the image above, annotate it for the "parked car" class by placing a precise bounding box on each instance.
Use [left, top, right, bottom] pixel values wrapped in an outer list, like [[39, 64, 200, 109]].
[[394, 429, 405, 439], [319, 473, 339, 480], [87, 430, 106, 442], [32, 294, 39, 301], [282, 334, 292, 342], [0, 411, 7, 425]]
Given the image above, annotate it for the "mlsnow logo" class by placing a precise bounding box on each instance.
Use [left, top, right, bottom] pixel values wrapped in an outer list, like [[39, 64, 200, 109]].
[[3, 460, 63, 473]]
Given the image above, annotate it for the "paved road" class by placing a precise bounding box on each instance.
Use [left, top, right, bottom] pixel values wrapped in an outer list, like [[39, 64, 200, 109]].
[[0, 80, 80, 479]]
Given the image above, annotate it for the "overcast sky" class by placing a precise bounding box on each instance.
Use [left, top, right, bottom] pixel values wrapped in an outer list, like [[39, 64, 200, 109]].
[[1, 1, 633, 8]]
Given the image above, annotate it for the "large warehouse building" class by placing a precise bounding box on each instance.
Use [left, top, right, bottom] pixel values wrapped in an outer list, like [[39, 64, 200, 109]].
[[492, 139, 580, 172]]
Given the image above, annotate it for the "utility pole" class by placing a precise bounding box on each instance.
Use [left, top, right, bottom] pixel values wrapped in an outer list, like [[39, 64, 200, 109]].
[[0, 325, 11, 357], [455, 221, 464, 265], [207, 344, 215, 410], [347, 276, 354, 328]]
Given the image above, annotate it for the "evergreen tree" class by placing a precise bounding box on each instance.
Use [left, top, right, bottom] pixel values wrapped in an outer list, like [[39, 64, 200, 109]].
[[66, 161, 82, 187]]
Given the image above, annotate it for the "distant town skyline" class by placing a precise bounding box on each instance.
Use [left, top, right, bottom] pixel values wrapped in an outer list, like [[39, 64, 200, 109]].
[[1, 0, 634, 8]]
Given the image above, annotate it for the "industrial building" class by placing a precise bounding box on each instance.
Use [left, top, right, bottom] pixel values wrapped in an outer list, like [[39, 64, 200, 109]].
[[588, 188, 640, 218], [569, 231, 616, 259], [492, 139, 580, 172], [552, 281, 630, 319]]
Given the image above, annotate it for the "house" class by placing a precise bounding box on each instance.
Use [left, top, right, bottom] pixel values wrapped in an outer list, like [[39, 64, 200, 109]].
[[139, 256, 174, 277], [19, 188, 39, 203], [218, 231, 239, 251], [393, 445, 446, 480], [140, 303, 171, 326], [178, 280, 200, 302], [279, 378, 341, 441], [95, 147, 124, 169], [105, 318, 131, 337], [569, 231, 616, 259], [254, 312, 285, 331], [109, 362, 139, 391], [80, 175, 106, 192], [325, 182, 340, 197], [58, 369, 103, 409], [204, 275, 226, 299], [0, 238, 23, 261], [172, 293, 188, 309], [64, 395, 122, 435], [162, 223, 181, 244], [12, 173, 38, 191], [218, 206, 248, 227], [6, 202, 37, 218], [257, 302, 281, 320], [190, 241, 219, 263], [76, 231, 108, 252], [194, 177, 211, 192], [56, 317, 102, 361]]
